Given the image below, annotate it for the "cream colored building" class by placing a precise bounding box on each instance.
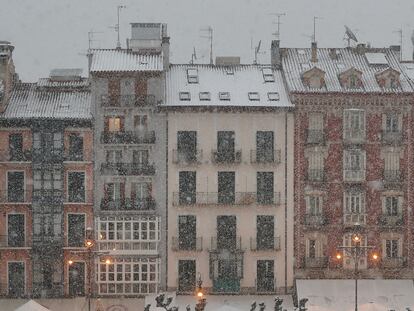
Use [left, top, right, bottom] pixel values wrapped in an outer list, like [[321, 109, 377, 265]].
[[163, 62, 294, 294]]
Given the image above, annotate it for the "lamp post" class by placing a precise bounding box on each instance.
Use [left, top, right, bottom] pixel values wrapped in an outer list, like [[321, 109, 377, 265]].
[[336, 232, 378, 311], [195, 273, 207, 311]]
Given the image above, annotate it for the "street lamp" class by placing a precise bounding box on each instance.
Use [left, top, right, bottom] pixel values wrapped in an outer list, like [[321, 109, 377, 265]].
[[336, 232, 378, 311], [195, 273, 207, 311]]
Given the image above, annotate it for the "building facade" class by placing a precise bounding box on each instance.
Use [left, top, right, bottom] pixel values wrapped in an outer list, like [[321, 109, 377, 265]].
[[89, 23, 168, 296], [163, 60, 294, 294], [282, 43, 414, 279]]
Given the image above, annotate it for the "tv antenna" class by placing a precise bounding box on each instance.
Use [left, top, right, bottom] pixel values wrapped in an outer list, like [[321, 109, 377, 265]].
[[344, 25, 358, 47], [200, 26, 213, 64], [393, 27, 403, 60], [269, 13, 286, 40], [251, 39, 264, 64], [88, 30, 103, 51], [312, 16, 322, 42], [109, 5, 126, 49], [190, 47, 197, 64], [411, 29, 414, 60]]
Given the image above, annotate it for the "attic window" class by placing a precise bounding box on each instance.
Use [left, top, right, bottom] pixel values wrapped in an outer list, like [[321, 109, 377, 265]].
[[268, 92, 280, 101], [187, 68, 198, 83], [179, 92, 191, 101], [225, 67, 234, 75], [219, 92, 230, 101], [262, 67, 275, 82], [248, 92, 260, 101], [199, 92, 211, 101]]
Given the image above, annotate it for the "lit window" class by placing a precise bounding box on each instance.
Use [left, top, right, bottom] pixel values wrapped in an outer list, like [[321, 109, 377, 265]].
[[199, 92, 211, 101], [267, 92, 280, 101], [187, 68, 198, 83], [262, 67, 275, 82], [248, 92, 260, 101], [219, 92, 230, 101], [108, 117, 121, 132], [179, 92, 191, 101]]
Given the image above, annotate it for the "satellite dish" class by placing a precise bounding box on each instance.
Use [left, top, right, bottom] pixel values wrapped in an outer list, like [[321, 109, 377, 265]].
[[345, 25, 358, 42]]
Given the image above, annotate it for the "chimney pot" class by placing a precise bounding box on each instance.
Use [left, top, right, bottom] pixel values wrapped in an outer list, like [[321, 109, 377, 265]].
[[271, 40, 281, 68]]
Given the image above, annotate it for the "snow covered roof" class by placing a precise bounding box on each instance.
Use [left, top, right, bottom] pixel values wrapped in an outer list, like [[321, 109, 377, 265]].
[[165, 64, 292, 108], [282, 47, 414, 93], [14, 300, 50, 311], [3, 83, 91, 120], [37, 77, 89, 88], [90, 49, 163, 72]]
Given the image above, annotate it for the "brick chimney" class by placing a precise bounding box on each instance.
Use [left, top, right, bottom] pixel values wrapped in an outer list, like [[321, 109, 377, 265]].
[[0, 41, 16, 112], [311, 42, 318, 62], [271, 40, 281, 68]]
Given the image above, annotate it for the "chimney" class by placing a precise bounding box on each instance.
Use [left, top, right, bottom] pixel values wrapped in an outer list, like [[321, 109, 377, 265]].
[[311, 41, 317, 62], [356, 43, 366, 55], [162, 34, 170, 69], [0, 41, 15, 112], [271, 40, 281, 68], [329, 48, 338, 60]]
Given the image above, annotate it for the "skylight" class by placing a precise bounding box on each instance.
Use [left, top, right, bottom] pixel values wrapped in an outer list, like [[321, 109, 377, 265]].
[[262, 67, 275, 82], [268, 92, 280, 101], [219, 92, 230, 101], [365, 53, 388, 65], [199, 92, 211, 101], [187, 68, 199, 83], [248, 92, 260, 101], [225, 67, 234, 75], [179, 92, 191, 101]]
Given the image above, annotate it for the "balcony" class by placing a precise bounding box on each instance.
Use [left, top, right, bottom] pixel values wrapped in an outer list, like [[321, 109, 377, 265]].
[[250, 237, 281, 251], [100, 198, 156, 211], [381, 130, 402, 145], [378, 214, 403, 228], [101, 130, 156, 144], [250, 149, 281, 164], [0, 235, 30, 248], [101, 162, 155, 176], [304, 214, 327, 227], [343, 129, 365, 144], [101, 94, 159, 107], [306, 129, 326, 145], [211, 150, 242, 164], [209, 236, 243, 252], [306, 169, 325, 182], [171, 236, 203, 251], [172, 192, 280, 206], [343, 213, 366, 227], [305, 256, 328, 268], [172, 149, 203, 164], [0, 149, 32, 162], [32, 189, 63, 204], [343, 169, 365, 182], [32, 147, 63, 162], [381, 257, 406, 269], [0, 190, 30, 203], [383, 170, 402, 184]]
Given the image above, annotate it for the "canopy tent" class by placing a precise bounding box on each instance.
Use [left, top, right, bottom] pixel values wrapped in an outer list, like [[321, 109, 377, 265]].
[[14, 300, 50, 311]]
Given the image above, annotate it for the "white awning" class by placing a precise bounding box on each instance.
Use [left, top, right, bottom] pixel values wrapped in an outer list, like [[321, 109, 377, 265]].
[[14, 300, 50, 311]]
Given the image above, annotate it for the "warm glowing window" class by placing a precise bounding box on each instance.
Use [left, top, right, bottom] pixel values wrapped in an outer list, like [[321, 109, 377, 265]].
[[108, 117, 121, 132]]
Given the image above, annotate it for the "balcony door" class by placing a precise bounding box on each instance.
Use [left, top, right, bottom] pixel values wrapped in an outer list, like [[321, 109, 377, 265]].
[[8, 262, 25, 297], [8, 214, 25, 247], [217, 131, 235, 162], [257, 260, 274, 292], [256, 131, 274, 162], [177, 131, 197, 162], [218, 172, 235, 204], [217, 216, 236, 250], [179, 171, 196, 205], [178, 215, 196, 250], [178, 260, 196, 292], [7, 171, 24, 202]]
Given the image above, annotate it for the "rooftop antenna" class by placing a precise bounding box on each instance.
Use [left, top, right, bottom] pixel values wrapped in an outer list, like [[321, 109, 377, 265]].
[[88, 30, 103, 51], [200, 26, 213, 65], [411, 29, 414, 61], [393, 27, 403, 60], [344, 25, 358, 47], [110, 5, 126, 49], [190, 47, 197, 64], [252, 40, 264, 64], [312, 16, 322, 42], [269, 13, 286, 40]]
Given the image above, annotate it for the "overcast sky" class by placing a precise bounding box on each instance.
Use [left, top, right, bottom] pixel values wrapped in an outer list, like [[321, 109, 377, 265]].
[[1, 0, 414, 82]]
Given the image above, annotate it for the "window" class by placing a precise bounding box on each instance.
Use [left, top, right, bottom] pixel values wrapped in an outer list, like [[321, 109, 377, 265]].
[[256, 216, 274, 250], [106, 117, 122, 132], [307, 113, 324, 143], [106, 150, 122, 163], [344, 192, 365, 214], [177, 131, 197, 162], [343, 149, 365, 181], [308, 152, 324, 181], [267, 92, 279, 101], [104, 182, 122, 201], [218, 172, 235, 204], [385, 240, 399, 258], [134, 115, 148, 129], [383, 151, 400, 181], [257, 172, 274, 204], [133, 150, 149, 165], [219, 92, 230, 101], [307, 195, 322, 215], [308, 240, 317, 258], [179, 92, 191, 101], [256, 131, 274, 163], [385, 114, 399, 133], [67, 214, 85, 247], [248, 92, 260, 101], [187, 68, 198, 83], [7, 171, 24, 202], [262, 67, 275, 82], [68, 134, 83, 161], [256, 260, 274, 292], [199, 92, 211, 101], [33, 214, 61, 237], [9, 133, 23, 161], [179, 171, 196, 205], [216, 131, 236, 162], [8, 262, 25, 297], [8, 214, 25, 247], [178, 215, 196, 250], [384, 196, 399, 216], [132, 182, 151, 200], [343, 109, 365, 141], [68, 172, 85, 203], [178, 260, 196, 292]]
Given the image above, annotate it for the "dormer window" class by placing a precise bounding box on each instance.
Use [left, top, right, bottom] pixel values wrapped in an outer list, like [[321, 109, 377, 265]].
[[219, 92, 230, 101], [375, 68, 401, 89], [179, 92, 191, 101], [262, 67, 275, 82], [302, 66, 326, 89], [248, 92, 260, 101], [187, 68, 198, 84], [199, 92, 211, 101], [267, 92, 280, 101], [338, 67, 363, 90]]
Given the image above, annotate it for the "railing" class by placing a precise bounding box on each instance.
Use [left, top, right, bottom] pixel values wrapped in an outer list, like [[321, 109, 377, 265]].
[[100, 198, 156, 211], [0, 149, 32, 162], [211, 150, 242, 164], [172, 192, 281, 206], [307, 169, 325, 182], [381, 130, 402, 145], [250, 237, 281, 251], [383, 170, 402, 183], [32, 147, 64, 161], [101, 162, 156, 176], [171, 236, 203, 251], [101, 94, 158, 107], [305, 256, 328, 268], [343, 169, 365, 182], [0, 190, 31, 203], [343, 213, 367, 226], [98, 240, 158, 252], [101, 131, 156, 144], [172, 149, 203, 164], [306, 129, 326, 144], [381, 257, 406, 269], [343, 129, 365, 143], [209, 236, 243, 252], [32, 189, 63, 204], [255, 278, 276, 293], [304, 214, 327, 226], [0, 235, 29, 248], [378, 214, 403, 227], [250, 149, 281, 164]]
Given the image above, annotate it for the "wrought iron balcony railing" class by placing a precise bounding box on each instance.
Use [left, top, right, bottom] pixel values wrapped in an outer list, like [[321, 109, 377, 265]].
[[171, 236, 203, 251], [250, 237, 281, 251], [172, 149, 203, 164], [100, 198, 156, 211], [343, 213, 367, 226], [172, 192, 281, 206], [304, 213, 327, 227], [250, 149, 281, 164], [306, 129, 326, 144], [101, 162, 155, 176], [211, 150, 242, 164], [378, 214, 403, 227], [383, 170, 402, 183], [381, 130, 403, 145], [101, 130, 156, 144], [305, 256, 328, 268], [209, 236, 243, 252], [101, 94, 159, 107]]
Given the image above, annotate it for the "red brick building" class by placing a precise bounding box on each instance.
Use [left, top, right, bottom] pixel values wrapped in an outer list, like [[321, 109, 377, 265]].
[[281, 43, 414, 278]]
